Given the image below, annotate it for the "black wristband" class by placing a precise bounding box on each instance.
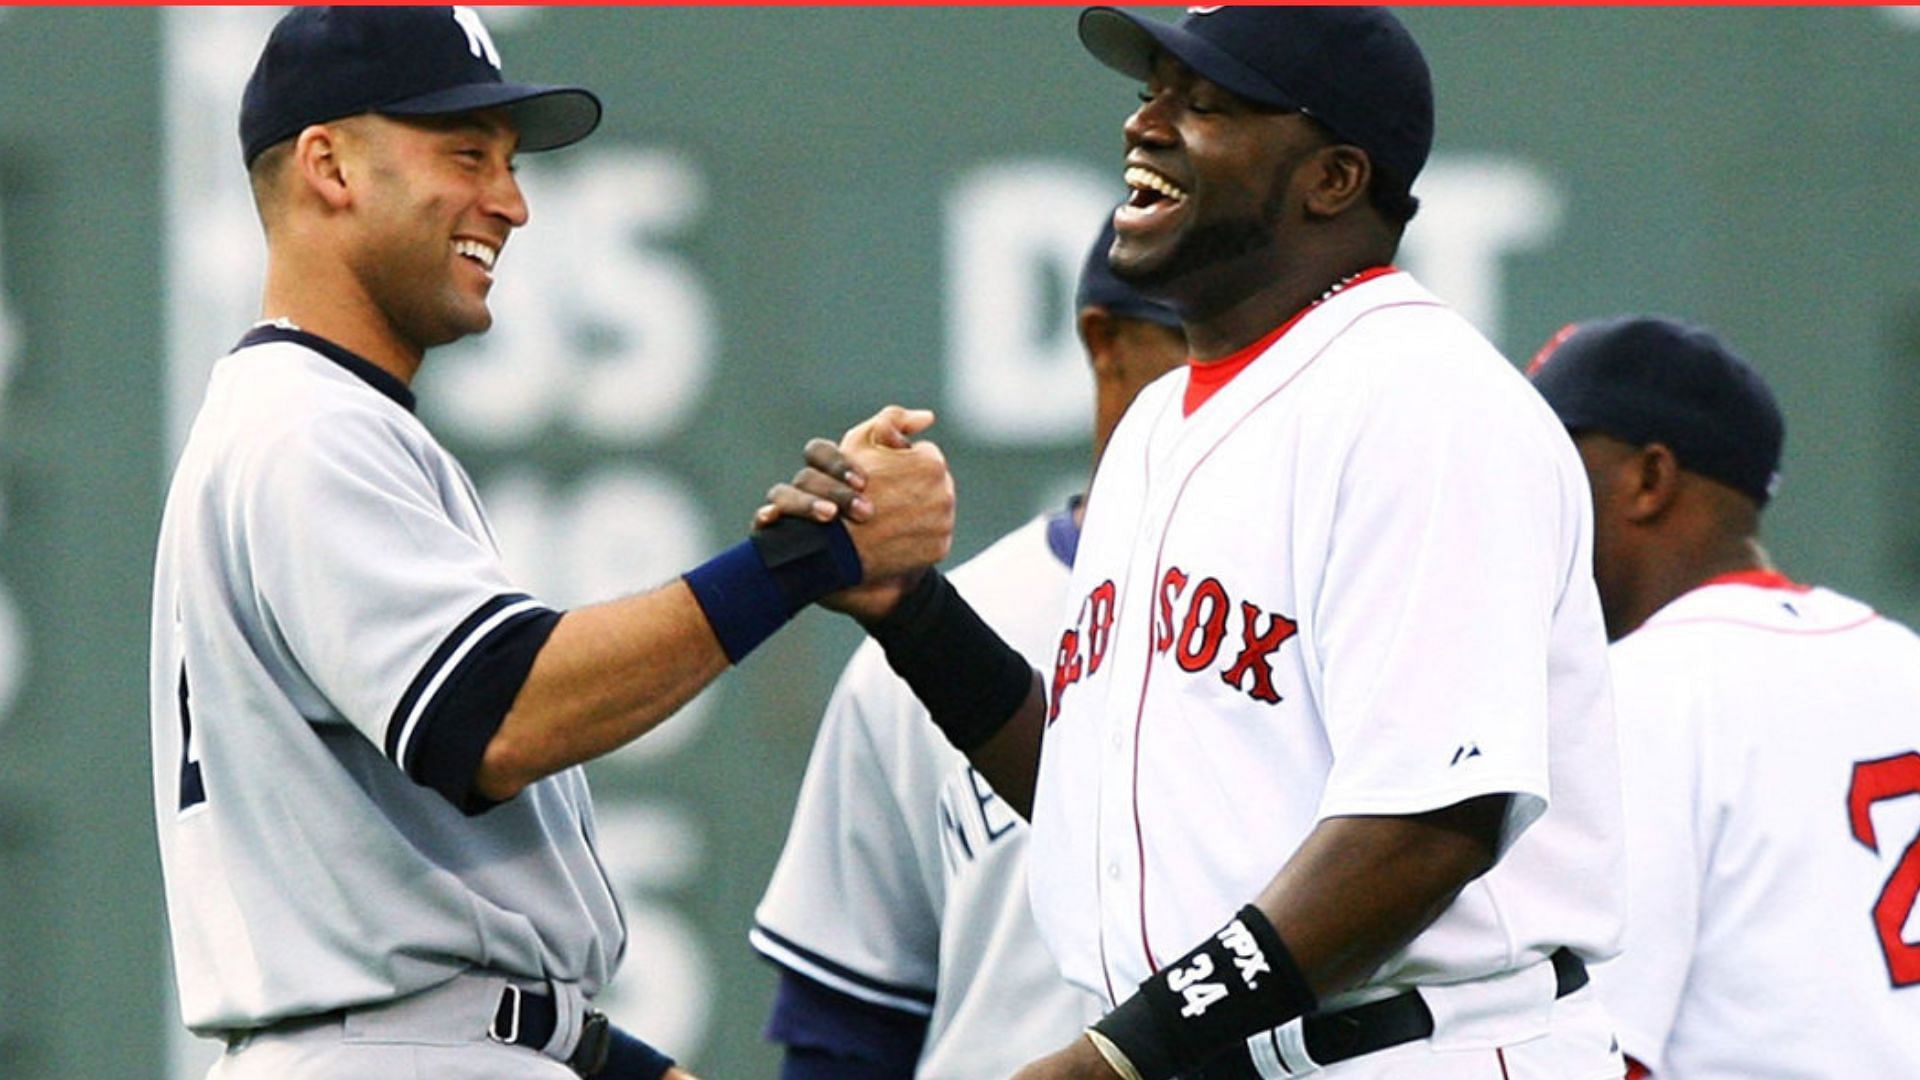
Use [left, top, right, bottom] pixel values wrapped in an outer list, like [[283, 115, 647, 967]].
[[1093, 905, 1317, 1080], [866, 568, 1035, 752]]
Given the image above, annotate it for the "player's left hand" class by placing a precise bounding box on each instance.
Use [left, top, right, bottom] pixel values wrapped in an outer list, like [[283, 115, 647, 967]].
[[1010, 1035, 1122, 1080], [756, 405, 955, 621]]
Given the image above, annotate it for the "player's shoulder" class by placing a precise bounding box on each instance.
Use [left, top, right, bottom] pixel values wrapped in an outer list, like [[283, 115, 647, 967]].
[[1635, 579, 1881, 639], [1322, 273, 1535, 402], [200, 335, 424, 465]]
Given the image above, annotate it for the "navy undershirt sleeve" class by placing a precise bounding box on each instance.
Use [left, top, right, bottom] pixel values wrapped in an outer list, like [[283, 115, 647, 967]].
[[403, 601, 563, 814], [766, 967, 929, 1079]]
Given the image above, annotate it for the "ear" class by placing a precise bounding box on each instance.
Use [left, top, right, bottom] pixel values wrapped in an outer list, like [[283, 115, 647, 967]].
[[1300, 144, 1372, 218], [1078, 306, 1121, 380], [1621, 443, 1683, 524], [292, 124, 354, 212]]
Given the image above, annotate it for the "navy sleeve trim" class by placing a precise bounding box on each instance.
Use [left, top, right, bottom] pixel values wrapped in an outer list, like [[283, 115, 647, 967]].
[[387, 593, 562, 813], [750, 922, 937, 1013], [765, 967, 928, 1078]]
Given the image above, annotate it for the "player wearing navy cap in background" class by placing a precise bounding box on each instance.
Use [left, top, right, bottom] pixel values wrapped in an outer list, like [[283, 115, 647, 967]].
[[750, 220, 1187, 1079], [1530, 317, 1920, 1079], [765, 7, 1628, 1078], [150, 8, 950, 1078]]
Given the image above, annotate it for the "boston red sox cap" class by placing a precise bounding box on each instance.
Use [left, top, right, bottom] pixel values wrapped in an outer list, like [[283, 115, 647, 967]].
[[240, 6, 602, 166], [1076, 218, 1183, 329], [1077, 5, 1434, 194], [1528, 316, 1786, 506]]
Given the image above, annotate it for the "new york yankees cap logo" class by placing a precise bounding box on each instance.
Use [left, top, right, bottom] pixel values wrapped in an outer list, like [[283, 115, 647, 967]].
[[239, 5, 601, 166]]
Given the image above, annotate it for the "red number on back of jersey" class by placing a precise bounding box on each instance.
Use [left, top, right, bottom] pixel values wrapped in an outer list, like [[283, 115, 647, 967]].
[[1847, 752, 1920, 988]]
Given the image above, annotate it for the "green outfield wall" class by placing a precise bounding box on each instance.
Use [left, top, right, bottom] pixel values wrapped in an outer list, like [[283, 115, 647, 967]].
[[0, 7, 1914, 1077]]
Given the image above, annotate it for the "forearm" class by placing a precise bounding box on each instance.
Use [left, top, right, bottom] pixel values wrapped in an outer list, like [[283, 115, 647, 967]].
[[475, 582, 727, 800], [1078, 796, 1506, 1080], [863, 569, 1046, 814], [959, 674, 1046, 820], [1254, 795, 1505, 997]]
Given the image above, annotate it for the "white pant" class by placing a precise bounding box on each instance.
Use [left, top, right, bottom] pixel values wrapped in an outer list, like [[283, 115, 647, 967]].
[[209, 973, 580, 1080]]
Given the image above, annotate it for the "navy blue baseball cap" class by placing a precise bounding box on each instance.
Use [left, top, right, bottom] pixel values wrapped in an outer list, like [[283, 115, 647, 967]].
[[1528, 316, 1785, 505], [1078, 6, 1434, 193], [1076, 218, 1183, 328], [240, 6, 602, 166]]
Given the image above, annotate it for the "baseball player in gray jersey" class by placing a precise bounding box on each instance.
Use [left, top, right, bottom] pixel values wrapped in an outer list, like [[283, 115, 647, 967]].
[[150, 8, 949, 1079], [750, 221, 1187, 1079]]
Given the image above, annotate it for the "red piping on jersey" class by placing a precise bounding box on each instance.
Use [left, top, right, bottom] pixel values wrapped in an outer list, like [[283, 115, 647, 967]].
[[1182, 266, 1397, 416], [1496, 1047, 1512, 1079], [1118, 293, 1443, 984], [1700, 568, 1811, 592], [1639, 611, 1881, 638]]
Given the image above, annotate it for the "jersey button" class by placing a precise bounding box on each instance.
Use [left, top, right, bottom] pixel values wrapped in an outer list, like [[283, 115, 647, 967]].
[[1106, 861, 1122, 881]]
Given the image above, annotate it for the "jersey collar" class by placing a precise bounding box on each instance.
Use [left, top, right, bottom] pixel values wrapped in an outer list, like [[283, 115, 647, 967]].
[[233, 323, 417, 413], [1699, 568, 1811, 593], [1182, 266, 1398, 416]]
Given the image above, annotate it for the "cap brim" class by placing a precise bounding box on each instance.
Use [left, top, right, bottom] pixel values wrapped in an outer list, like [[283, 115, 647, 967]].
[[382, 82, 603, 154], [1077, 7, 1298, 111]]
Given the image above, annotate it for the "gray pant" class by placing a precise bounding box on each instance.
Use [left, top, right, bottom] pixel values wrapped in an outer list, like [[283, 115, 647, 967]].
[[210, 972, 586, 1079]]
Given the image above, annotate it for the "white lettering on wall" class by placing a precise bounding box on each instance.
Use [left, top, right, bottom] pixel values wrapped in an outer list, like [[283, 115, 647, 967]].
[[1399, 156, 1565, 349], [0, 194, 24, 726], [589, 802, 715, 1061], [944, 161, 1116, 442], [426, 149, 716, 446]]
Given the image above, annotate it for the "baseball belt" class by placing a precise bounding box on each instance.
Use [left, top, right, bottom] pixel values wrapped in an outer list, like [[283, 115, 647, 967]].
[[489, 981, 612, 1077], [1191, 947, 1589, 1078]]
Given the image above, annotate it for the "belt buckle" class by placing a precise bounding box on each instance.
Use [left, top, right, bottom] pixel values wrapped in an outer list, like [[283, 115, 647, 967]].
[[488, 983, 524, 1045], [568, 1009, 611, 1077]]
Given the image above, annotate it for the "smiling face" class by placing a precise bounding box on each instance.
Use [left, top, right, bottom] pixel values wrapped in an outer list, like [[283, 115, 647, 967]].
[[1109, 54, 1331, 315], [341, 110, 528, 357]]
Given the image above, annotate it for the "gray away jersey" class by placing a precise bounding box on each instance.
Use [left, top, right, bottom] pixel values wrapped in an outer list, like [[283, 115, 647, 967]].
[[150, 327, 624, 1035], [752, 513, 1095, 1078]]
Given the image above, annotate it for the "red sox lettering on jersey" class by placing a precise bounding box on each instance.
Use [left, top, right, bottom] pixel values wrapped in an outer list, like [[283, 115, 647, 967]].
[[1052, 572, 1297, 722]]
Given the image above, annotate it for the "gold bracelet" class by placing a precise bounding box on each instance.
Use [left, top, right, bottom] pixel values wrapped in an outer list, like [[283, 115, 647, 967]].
[[1084, 1028, 1147, 1080]]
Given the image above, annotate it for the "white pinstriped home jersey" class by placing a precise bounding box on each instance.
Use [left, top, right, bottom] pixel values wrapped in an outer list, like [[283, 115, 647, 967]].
[[1594, 574, 1920, 1078], [1029, 272, 1625, 1058], [150, 326, 623, 1035], [752, 511, 1095, 1078]]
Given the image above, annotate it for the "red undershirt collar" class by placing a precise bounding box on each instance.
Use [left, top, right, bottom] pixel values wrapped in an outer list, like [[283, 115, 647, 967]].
[[1700, 568, 1811, 593], [1183, 266, 1398, 416]]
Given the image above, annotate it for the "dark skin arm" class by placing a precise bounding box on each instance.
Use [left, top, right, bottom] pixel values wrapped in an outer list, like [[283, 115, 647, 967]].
[[1015, 797, 1506, 1079]]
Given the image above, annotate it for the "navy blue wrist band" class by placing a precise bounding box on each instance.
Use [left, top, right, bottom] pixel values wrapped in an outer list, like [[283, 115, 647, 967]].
[[604, 1025, 675, 1079], [683, 518, 862, 664]]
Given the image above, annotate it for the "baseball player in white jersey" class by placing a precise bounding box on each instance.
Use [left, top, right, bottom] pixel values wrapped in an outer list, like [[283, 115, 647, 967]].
[[1529, 316, 1920, 1078], [151, 8, 950, 1079], [750, 223, 1187, 1078], [765, 8, 1626, 1080]]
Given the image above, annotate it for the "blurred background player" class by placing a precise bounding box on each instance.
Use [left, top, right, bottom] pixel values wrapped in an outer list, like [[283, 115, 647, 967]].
[[750, 220, 1188, 1079], [1529, 316, 1920, 1078]]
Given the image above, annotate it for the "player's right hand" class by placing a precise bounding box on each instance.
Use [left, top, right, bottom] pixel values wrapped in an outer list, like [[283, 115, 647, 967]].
[[756, 405, 955, 621]]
